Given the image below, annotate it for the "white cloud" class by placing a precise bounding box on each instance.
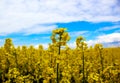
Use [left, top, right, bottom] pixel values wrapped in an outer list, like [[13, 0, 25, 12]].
[[97, 33, 120, 42], [67, 42, 76, 48], [35, 43, 49, 49], [96, 25, 120, 32], [87, 33, 120, 46], [69, 31, 88, 37], [23, 25, 57, 35], [0, 0, 120, 34]]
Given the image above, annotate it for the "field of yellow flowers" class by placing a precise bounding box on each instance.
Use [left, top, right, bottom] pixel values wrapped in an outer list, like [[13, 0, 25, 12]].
[[0, 28, 120, 83]]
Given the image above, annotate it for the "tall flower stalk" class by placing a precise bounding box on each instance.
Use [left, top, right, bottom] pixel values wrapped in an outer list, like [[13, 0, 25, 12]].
[[94, 44, 104, 78], [76, 36, 88, 83], [51, 28, 70, 83]]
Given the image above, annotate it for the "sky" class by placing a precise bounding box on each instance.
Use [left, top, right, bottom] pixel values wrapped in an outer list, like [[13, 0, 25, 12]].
[[0, 0, 120, 48]]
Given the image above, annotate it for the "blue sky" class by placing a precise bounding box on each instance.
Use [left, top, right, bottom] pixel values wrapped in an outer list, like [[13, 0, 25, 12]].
[[0, 0, 120, 48]]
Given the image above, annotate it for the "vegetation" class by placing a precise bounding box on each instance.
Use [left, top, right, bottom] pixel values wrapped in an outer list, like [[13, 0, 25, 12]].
[[0, 28, 120, 83]]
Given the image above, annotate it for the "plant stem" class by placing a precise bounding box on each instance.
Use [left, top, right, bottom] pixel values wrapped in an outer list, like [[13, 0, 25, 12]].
[[56, 33, 62, 83], [82, 46, 85, 83]]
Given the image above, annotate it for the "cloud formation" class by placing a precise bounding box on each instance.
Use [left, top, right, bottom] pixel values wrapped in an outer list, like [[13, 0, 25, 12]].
[[0, 0, 120, 34], [87, 33, 120, 46], [96, 25, 120, 32], [69, 31, 88, 37], [22, 25, 57, 35]]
